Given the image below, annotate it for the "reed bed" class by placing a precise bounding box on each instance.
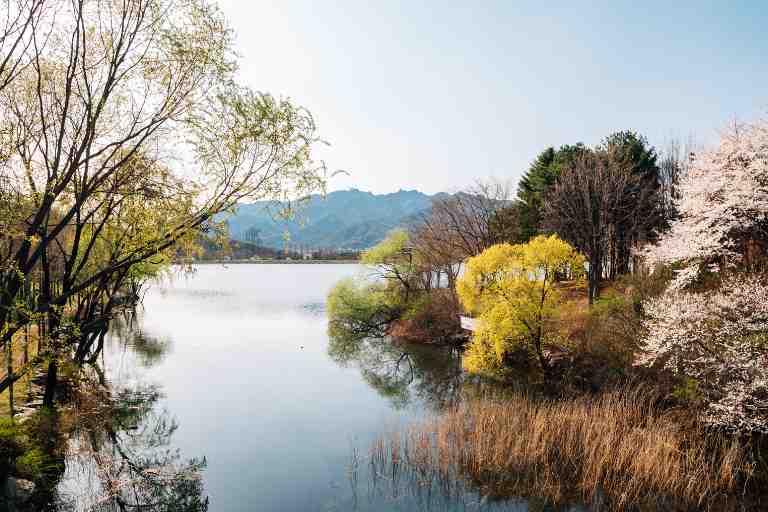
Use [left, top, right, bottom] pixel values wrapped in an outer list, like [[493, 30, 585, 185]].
[[371, 387, 753, 510]]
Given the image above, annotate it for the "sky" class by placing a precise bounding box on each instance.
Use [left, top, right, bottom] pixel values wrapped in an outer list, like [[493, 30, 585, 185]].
[[215, 1, 767, 195]]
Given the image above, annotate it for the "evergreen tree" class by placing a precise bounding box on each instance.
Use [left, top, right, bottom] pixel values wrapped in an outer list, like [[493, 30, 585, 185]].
[[516, 144, 586, 241]]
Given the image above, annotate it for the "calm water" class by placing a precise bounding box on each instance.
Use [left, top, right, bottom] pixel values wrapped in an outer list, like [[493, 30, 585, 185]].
[[51, 264, 573, 511]]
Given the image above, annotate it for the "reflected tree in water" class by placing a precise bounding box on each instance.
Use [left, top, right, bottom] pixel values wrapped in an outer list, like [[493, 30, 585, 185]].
[[328, 328, 463, 410], [52, 382, 208, 511], [106, 310, 173, 369]]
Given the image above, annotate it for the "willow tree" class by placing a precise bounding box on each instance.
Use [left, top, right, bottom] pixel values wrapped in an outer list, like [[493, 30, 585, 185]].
[[457, 235, 585, 375], [361, 230, 420, 299], [0, 0, 327, 399]]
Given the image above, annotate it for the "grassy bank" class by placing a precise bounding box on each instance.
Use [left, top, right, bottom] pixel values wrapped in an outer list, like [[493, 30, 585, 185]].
[[372, 387, 752, 510]]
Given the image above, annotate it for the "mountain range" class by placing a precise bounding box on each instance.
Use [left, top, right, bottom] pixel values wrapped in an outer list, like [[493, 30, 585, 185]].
[[225, 189, 443, 250]]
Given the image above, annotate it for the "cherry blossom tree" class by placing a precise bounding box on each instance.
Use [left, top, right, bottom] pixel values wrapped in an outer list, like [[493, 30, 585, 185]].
[[641, 118, 768, 431], [641, 277, 768, 431], [645, 118, 768, 288]]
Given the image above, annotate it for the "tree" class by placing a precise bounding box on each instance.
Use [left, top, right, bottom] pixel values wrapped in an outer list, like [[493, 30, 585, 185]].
[[516, 144, 585, 241], [361, 230, 419, 299], [456, 235, 585, 375], [487, 200, 524, 245], [656, 138, 691, 225], [640, 276, 768, 432], [598, 131, 666, 277], [0, 0, 47, 93], [645, 119, 768, 287], [543, 150, 634, 303], [411, 180, 513, 293], [326, 277, 405, 340], [0, 0, 327, 400], [326, 230, 420, 341], [639, 118, 768, 432]]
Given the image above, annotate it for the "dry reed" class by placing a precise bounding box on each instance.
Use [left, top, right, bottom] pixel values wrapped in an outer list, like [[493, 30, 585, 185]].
[[371, 387, 753, 510]]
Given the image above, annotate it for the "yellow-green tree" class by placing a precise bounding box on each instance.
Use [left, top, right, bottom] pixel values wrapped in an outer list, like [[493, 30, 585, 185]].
[[361, 230, 420, 299], [457, 235, 585, 375]]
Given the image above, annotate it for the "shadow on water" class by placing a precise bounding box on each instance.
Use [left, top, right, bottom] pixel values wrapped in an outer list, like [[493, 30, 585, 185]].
[[327, 329, 540, 511], [329, 329, 768, 512]]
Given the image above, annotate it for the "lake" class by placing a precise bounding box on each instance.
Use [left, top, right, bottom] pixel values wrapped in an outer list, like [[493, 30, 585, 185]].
[[51, 264, 540, 511]]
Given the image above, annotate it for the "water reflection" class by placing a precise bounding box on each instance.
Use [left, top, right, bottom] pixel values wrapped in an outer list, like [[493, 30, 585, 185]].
[[328, 332, 464, 410], [108, 311, 173, 369], [44, 313, 208, 511], [54, 383, 208, 511], [326, 326, 594, 511], [17, 264, 600, 511]]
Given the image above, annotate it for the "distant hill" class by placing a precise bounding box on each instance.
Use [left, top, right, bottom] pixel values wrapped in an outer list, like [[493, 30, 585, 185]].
[[225, 189, 442, 250]]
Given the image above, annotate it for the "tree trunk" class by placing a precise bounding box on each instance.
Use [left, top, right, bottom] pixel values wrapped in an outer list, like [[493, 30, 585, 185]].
[[42, 359, 57, 408], [6, 338, 13, 418], [588, 256, 602, 305]]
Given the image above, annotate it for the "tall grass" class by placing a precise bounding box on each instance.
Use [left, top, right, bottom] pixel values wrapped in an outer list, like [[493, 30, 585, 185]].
[[371, 387, 752, 510]]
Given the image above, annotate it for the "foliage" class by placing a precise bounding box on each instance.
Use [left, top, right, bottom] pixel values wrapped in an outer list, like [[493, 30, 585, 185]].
[[0, 418, 24, 474], [457, 235, 585, 375], [362, 229, 412, 267], [329, 226, 468, 345], [326, 278, 405, 341], [361, 230, 419, 293], [0, 0, 327, 401], [360, 229, 441, 312], [389, 290, 461, 343], [645, 118, 768, 288], [640, 275, 768, 432], [583, 293, 642, 367], [639, 118, 768, 432], [543, 143, 665, 303], [15, 447, 47, 477], [0, 415, 60, 482], [516, 145, 586, 241], [599, 130, 660, 189], [487, 200, 525, 244]]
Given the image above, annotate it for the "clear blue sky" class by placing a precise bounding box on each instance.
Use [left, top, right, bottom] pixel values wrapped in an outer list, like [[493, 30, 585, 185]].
[[217, 1, 767, 194]]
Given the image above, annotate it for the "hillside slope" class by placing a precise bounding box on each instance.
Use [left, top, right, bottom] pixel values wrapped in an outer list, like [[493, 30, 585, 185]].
[[225, 189, 440, 250]]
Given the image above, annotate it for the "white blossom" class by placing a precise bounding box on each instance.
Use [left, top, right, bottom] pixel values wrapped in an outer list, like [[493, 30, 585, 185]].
[[639, 118, 768, 431], [641, 277, 768, 431], [645, 118, 768, 287]]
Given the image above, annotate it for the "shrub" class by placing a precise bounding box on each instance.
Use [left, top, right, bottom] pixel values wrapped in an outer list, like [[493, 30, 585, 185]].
[[583, 294, 641, 366], [0, 419, 24, 476], [388, 290, 461, 343]]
